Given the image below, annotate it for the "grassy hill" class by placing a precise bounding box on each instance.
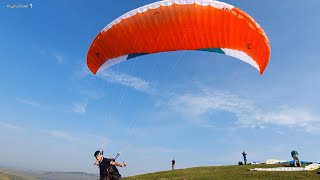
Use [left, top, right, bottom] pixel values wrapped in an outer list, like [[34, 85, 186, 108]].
[[1, 164, 320, 180], [123, 164, 320, 180]]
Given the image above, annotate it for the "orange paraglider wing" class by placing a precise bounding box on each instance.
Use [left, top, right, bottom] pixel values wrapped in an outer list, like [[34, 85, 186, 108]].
[[87, 0, 270, 74]]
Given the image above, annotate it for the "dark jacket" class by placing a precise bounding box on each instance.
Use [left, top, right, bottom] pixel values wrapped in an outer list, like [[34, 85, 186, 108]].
[[98, 158, 121, 180]]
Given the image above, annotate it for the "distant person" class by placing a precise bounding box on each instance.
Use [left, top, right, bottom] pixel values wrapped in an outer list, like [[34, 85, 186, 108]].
[[242, 151, 247, 165], [291, 150, 301, 167], [94, 150, 126, 180], [172, 159, 176, 170]]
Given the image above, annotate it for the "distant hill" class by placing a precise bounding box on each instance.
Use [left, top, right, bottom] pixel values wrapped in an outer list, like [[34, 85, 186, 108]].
[[33, 171, 98, 180], [0, 169, 98, 180], [0, 170, 39, 180]]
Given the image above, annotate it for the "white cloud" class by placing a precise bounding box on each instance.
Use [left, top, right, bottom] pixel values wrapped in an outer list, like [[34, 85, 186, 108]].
[[98, 70, 156, 94], [168, 91, 253, 116], [0, 121, 82, 143], [0, 121, 23, 130], [46, 130, 80, 142], [242, 108, 320, 132], [79, 89, 104, 100], [52, 52, 64, 64], [16, 97, 40, 107], [165, 90, 320, 133], [72, 62, 92, 80], [2, 121, 104, 144], [71, 101, 87, 114], [72, 63, 155, 95], [33, 45, 66, 64]]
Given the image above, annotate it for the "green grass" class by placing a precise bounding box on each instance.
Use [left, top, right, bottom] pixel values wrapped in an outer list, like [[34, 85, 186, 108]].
[[123, 164, 320, 180], [1, 165, 319, 180]]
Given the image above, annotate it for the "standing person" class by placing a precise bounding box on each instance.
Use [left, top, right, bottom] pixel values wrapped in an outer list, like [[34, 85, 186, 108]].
[[171, 159, 176, 170], [94, 150, 126, 180], [242, 151, 247, 165], [291, 150, 301, 167]]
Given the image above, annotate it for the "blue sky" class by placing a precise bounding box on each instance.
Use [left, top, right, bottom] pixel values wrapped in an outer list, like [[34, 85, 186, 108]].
[[1, 0, 320, 177]]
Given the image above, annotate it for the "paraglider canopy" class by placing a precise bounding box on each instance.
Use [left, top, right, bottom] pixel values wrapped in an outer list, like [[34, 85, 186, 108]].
[[87, 0, 270, 74]]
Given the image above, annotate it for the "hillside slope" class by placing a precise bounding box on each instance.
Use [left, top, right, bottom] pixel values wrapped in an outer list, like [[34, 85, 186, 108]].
[[124, 164, 320, 180]]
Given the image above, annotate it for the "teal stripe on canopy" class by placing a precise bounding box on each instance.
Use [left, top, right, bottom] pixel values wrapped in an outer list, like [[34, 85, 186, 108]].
[[198, 48, 225, 54]]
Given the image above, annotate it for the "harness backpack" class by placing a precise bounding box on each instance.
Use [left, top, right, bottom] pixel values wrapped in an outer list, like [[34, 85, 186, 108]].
[[106, 159, 121, 179]]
